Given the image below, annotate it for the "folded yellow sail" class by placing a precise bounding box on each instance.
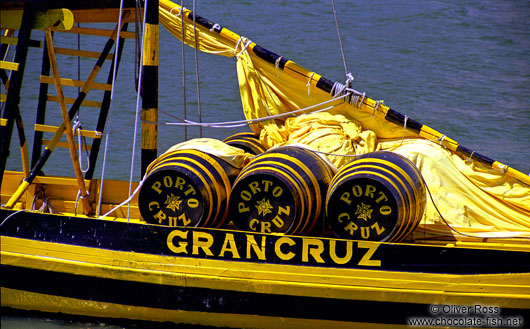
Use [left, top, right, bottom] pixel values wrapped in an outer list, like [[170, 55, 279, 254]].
[[158, 0, 530, 239]]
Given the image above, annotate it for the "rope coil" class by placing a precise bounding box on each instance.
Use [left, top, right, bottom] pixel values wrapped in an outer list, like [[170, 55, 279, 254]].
[[73, 118, 90, 173]]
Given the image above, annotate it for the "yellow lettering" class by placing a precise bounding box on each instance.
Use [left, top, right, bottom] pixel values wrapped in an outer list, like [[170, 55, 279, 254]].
[[168, 216, 178, 226], [340, 191, 351, 205], [249, 181, 261, 194], [241, 190, 252, 201], [219, 233, 241, 259], [151, 180, 162, 195], [153, 210, 167, 224], [262, 180, 272, 192], [272, 215, 284, 228], [329, 240, 353, 265], [246, 234, 267, 260], [338, 212, 350, 223], [380, 205, 392, 215], [167, 230, 188, 254], [272, 186, 283, 197], [148, 201, 160, 211], [371, 222, 386, 235], [174, 177, 185, 190], [260, 221, 272, 233], [179, 213, 191, 226], [249, 218, 259, 231], [375, 191, 388, 204], [278, 205, 290, 217], [302, 238, 325, 263], [184, 184, 196, 196], [275, 237, 295, 261], [238, 202, 250, 213], [352, 185, 362, 197], [192, 231, 214, 256], [344, 221, 358, 235], [163, 176, 173, 188], [357, 241, 381, 267], [187, 198, 199, 208], [361, 226, 370, 239], [365, 185, 376, 198]]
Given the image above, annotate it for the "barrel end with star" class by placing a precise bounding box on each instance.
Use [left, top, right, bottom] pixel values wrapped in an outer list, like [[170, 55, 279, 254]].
[[138, 149, 239, 228], [325, 151, 426, 242]]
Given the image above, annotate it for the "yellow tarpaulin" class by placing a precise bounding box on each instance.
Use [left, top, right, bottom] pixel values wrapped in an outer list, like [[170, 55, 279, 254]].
[[159, 0, 530, 239], [163, 138, 253, 169]]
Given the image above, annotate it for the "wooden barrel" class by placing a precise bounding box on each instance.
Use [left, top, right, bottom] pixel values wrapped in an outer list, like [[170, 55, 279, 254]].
[[223, 132, 266, 155], [228, 146, 334, 235], [325, 151, 426, 242], [139, 149, 239, 228]]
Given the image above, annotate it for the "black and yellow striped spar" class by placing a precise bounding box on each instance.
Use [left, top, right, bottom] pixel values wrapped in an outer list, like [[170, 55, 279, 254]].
[[4, 23, 122, 210]]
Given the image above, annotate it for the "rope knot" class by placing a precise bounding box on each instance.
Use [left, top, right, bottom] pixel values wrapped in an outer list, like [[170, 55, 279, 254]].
[[234, 37, 252, 59], [345, 72, 354, 88]]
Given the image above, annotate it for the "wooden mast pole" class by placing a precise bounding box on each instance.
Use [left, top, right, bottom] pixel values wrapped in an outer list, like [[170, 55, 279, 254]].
[[140, 0, 159, 177]]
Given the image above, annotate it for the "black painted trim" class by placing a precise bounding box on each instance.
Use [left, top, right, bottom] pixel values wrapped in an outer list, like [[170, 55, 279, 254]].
[[141, 66, 159, 108], [5, 265, 527, 325], [456, 145, 495, 167], [187, 11, 223, 33], [316, 76, 334, 94], [252, 45, 288, 69], [384, 109, 423, 134], [1, 210, 529, 275]]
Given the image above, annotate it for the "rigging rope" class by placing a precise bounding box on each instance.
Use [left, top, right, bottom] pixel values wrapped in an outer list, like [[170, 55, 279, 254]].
[[154, 91, 356, 128], [330, 0, 349, 77], [97, 0, 126, 218], [126, 0, 147, 221], [180, 0, 188, 140], [192, 0, 203, 137], [73, 118, 90, 173]]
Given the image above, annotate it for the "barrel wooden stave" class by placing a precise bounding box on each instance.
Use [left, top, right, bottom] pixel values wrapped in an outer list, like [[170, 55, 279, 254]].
[[326, 151, 426, 242], [229, 146, 333, 235], [223, 132, 266, 155], [139, 149, 237, 228]]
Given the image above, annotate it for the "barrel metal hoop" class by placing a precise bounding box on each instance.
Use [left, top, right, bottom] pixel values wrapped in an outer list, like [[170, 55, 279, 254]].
[[155, 149, 232, 210]]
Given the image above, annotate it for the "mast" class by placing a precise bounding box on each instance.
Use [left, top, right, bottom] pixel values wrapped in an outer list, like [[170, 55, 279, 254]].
[[140, 0, 159, 177]]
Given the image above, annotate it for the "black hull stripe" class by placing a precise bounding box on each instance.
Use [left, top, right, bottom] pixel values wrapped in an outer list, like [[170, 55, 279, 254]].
[[3, 265, 527, 325], [1, 209, 529, 274]]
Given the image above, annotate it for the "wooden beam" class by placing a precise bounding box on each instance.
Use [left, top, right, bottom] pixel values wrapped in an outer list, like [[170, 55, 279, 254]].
[[40, 75, 112, 91], [71, 8, 136, 23], [35, 124, 102, 139], [0, 36, 41, 48], [53, 26, 135, 39], [42, 139, 92, 151], [53, 47, 114, 60], [45, 29, 91, 215], [47, 95, 102, 108], [0, 61, 19, 71]]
